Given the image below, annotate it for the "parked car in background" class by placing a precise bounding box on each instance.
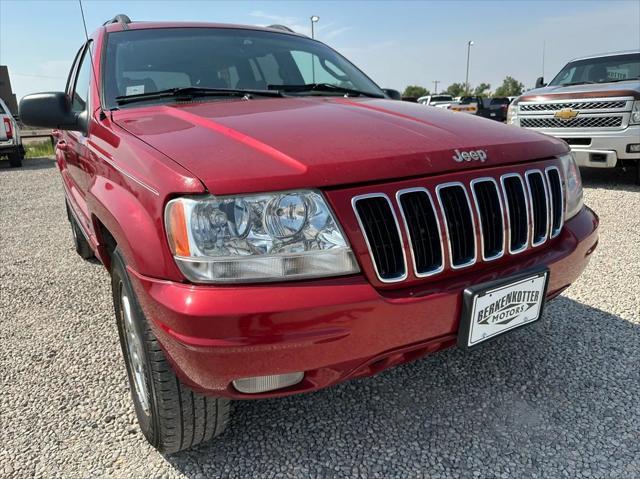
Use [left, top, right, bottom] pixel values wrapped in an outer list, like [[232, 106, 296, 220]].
[[477, 97, 511, 122], [0, 98, 23, 167], [418, 94, 455, 109], [20, 16, 598, 454], [449, 96, 482, 114], [508, 50, 640, 184]]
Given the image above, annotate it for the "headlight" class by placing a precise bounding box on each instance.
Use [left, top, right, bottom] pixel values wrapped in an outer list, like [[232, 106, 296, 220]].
[[631, 100, 640, 125], [506, 102, 519, 125], [165, 190, 359, 283], [559, 153, 583, 220]]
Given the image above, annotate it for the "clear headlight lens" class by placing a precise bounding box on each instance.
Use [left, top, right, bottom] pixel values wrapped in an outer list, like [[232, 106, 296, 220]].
[[165, 190, 359, 283], [630, 100, 640, 125], [506, 101, 519, 125], [559, 153, 583, 220]]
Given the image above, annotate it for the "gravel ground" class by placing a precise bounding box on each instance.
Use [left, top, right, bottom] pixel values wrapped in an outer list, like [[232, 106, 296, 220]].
[[1, 158, 639, 479]]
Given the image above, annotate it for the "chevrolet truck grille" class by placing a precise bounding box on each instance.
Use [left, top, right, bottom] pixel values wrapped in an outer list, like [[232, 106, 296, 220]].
[[520, 116, 623, 129], [520, 100, 627, 111], [352, 168, 564, 283]]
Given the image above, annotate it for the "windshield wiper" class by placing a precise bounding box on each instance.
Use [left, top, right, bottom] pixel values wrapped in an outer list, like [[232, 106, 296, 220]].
[[269, 83, 385, 98], [115, 86, 284, 105], [559, 81, 596, 87], [606, 77, 640, 83]]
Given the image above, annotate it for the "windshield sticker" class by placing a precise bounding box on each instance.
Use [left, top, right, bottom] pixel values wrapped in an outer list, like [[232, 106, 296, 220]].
[[126, 85, 145, 96]]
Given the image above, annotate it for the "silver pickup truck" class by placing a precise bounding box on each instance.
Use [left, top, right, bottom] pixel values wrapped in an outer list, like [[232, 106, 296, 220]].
[[508, 51, 640, 184], [0, 98, 23, 167]]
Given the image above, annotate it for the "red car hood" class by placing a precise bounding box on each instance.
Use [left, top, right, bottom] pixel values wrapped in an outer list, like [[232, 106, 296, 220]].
[[112, 97, 567, 195]]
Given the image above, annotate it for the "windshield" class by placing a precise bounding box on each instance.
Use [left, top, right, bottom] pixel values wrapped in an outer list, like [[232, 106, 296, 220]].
[[548, 53, 640, 86], [103, 27, 384, 108], [431, 95, 452, 102]]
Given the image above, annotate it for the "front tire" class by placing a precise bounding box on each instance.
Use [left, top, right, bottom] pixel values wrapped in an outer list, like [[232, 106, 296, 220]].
[[110, 249, 231, 454]]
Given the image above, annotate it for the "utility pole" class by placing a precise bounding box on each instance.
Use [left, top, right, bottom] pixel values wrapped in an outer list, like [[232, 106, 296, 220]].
[[433, 80, 440, 94], [542, 40, 546, 79], [465, 40, 474, 95]]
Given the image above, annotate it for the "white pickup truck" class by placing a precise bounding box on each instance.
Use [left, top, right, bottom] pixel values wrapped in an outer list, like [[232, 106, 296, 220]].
[[0, 98, 23, 167], [508, 50, 640, 184]]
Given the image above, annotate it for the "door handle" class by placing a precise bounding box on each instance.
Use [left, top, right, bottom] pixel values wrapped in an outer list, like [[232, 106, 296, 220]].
[[56, 140, 68, 151]]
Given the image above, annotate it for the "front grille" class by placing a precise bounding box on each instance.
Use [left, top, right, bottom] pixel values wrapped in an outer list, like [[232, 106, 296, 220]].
[[520, 116, 623, 129], [352, 168, 564, 283], [437, 184, 476, 268], [397, 189, 443, 276], [520, 100, 627, 111], [501, 175, 529, 253], [471, 179, 504, 260], [546, 167, 564, 237], [352, 195, 406, 282], [526, 171, 549, 246]]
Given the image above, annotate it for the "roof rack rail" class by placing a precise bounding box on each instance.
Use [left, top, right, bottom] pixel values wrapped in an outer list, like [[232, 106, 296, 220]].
[[267, 24, 295, 33], [103, 14, 132, 27]]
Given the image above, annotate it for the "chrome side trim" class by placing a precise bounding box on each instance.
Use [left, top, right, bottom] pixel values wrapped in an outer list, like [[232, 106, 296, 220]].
[[351, 193, 408, 283], [545, 166, 565, 238], [469, 177, 505, 261], [435, 182, 477, 270], [500, 173, 530, 255], [396, 187, 445, 277], [525, 169, 550, 247]]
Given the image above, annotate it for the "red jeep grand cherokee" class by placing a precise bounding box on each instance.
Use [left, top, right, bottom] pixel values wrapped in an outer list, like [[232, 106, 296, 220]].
[[20, 16, 598, 453]]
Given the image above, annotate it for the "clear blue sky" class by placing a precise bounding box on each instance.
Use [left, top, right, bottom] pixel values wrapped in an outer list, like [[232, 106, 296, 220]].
[[1, 0, 639, 100]]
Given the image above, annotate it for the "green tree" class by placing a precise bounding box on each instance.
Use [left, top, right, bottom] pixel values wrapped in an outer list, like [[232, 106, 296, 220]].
[[445, 82, 466, 97], [494, 76, 525, 97], [403, 85, 429, 98], [473, 83, 491, 97]]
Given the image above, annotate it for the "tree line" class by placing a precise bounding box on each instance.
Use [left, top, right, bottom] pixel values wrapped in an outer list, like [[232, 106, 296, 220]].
[[403, 76, 525, 99]]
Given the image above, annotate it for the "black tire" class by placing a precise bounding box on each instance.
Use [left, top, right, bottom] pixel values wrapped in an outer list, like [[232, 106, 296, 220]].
[[636, 162, 640, 186], [8, 149, 22, 168], [66, 202, 93, 260], [110, 249, 230, 454]]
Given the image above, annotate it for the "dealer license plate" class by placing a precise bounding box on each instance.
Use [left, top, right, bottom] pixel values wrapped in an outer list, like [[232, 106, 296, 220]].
[[458, 269, 549, 348]]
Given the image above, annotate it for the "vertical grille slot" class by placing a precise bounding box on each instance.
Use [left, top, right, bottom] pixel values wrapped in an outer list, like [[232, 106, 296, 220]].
[[471, 179, 504, 260], [526, 170, 549, 246], [437, 184, 476, 268], [352, 195, 406, 282], [397, 189, 443, 276], [546, 167, 564, 237], [501, 175, 529, 253]]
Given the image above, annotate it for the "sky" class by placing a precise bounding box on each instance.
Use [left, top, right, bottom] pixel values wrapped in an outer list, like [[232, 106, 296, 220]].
[[1, 0, 639, 101]]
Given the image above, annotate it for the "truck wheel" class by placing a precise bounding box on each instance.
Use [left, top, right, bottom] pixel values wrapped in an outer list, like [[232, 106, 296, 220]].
[[8, 150, 23, 168], [66, 202, 93, 259], [110, 249, 231, 454], [636, 162, 640, 186]]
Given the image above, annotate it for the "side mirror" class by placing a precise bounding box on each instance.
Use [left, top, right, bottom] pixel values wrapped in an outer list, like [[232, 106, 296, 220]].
[[382, 88, 402, 101], [19, 92, 86, 132], [535, 77, 546, 89]]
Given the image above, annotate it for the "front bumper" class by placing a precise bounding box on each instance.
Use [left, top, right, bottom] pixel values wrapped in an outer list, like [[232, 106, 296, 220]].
[[128, 206, 598, 399], [524, 124, 640, 168]]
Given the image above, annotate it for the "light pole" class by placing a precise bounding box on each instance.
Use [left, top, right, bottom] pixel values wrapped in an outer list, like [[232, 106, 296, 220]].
[[465, 40, 474, 95], [310, 15, 320, 39], [310, 16, 320, 82], [433, 80, 440, 94]]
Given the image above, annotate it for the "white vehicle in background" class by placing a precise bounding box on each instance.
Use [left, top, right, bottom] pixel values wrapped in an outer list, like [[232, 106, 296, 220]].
[[0, 98, 23, 167], [418, 94, 455, 109], [508, 50, 640, 184]]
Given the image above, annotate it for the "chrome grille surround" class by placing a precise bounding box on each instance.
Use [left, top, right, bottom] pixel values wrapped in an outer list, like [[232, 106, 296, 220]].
[[351, 193, 408, 283], [525, 170, 551, 247], [352, 168, 565, 282], [396, 188, 445, 278], [469, 177, 506, 261]]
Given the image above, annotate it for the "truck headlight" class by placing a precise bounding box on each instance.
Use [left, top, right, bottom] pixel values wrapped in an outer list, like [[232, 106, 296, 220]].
[[631, 100, 640, 125], [506, 102, 519, 125], [165, 190, 359, 283], [559, 153, 583, 220]]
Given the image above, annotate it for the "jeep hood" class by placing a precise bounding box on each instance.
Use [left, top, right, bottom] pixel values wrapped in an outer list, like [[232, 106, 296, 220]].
[[112, 97, 567, 195], [519, 80, 640, 102]]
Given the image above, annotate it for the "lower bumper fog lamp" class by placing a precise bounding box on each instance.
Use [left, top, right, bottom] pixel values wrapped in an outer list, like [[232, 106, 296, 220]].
[[627, 144, 640, 153], [233, 372, 304, 394]]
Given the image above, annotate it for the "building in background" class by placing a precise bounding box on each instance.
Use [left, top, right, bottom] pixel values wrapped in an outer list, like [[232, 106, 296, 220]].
[[0, 66, 19, 117]]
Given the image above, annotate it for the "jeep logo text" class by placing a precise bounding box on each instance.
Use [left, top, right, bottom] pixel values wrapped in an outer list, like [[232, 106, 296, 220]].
[[453, 149, 487, 163]]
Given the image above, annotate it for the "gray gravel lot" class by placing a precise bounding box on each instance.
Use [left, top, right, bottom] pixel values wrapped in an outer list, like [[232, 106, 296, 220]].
[[1, 158, 639, 478]]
